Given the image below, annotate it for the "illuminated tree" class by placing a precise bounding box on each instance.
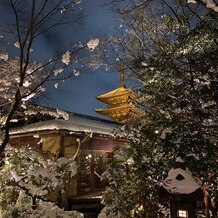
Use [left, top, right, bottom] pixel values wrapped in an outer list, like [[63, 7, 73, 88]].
[[0, 0, 99, 154], [101, 0, 218, 217], [0, 1, 99, 216]]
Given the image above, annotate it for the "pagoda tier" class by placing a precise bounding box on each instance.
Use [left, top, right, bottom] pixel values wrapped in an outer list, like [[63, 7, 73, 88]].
[[95, 81, 145, 124], [96, 86, 144, 105], [95, 102, 145, 124]]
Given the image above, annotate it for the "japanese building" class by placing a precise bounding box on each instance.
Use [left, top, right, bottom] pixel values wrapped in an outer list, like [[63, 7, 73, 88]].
[[9, 105, 125, 214]]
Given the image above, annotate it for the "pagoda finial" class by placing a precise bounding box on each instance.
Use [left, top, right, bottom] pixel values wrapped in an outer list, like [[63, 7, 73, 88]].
[[119, 69, 125, 87]]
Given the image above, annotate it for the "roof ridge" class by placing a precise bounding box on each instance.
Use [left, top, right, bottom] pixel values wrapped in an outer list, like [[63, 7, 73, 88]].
[[31, 103, 118, 125]]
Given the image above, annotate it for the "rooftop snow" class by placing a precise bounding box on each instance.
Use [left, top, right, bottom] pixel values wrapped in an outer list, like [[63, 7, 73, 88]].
[[162, 167, 201, 195], [9, 115, 119, 136]]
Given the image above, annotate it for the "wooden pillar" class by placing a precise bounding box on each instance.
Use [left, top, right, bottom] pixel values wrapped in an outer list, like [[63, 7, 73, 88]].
[[90, 152, 95, 191]]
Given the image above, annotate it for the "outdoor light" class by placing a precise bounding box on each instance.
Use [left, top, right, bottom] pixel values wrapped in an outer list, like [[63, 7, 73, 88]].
[[85, 154, 92, 159], [178, 210, 188, 218]]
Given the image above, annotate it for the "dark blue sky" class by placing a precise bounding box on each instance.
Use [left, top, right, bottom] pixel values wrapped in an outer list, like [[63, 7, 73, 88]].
[[0, 0, 139, 118], [35, 0, 139, 118], [36, 0, 121, 118]]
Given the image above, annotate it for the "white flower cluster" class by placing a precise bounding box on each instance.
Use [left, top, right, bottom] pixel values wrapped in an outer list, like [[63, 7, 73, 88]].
[[87, 38, 100, 50], [187, 0, 218, 12], [0, 59, 45, 105], [62, 51, 71, 65], [2, 203, 84, 218], [3, 147, 77, 198]]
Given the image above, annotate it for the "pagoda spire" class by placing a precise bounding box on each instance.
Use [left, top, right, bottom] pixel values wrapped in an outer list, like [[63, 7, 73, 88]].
[[119, 69, 125, 87]]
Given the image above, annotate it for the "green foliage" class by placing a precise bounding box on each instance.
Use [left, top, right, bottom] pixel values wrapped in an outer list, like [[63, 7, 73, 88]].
[[103, 140, 170, 217], [102, 0, 218, 217], [0, 155, 19, 216], [0, 188, 19, 216]]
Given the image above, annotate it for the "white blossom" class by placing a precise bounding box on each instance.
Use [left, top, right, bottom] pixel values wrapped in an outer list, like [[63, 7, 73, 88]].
[[61, 8, 66, 13], [23, 80, 31, 87], [201, 0, 218, 12], [26, 69, 33, 74], [10, 170, 22, 182], [22, 93, 36, 101], [141, 61, 148, 67], [54, 83, 59, 89], [87, 38, 100, 50], [75, 0, 81, 4], [0, 52, 8, 61], [14, 41, 20, 48], [54, 67, 64, 76], [2, 147, 78, 204], [187, 0, 218, 12], [61, 50, 71, 65], [74, 71, 80, 76]]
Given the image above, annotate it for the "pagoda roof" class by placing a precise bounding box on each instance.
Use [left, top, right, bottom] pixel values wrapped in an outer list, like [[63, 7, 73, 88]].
[[96, 86, 144, 105], [95, 103, 145, 124]]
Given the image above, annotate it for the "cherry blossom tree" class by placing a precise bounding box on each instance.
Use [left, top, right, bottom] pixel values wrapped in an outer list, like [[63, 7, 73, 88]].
[[0, 0, 99, 155], [0, 146, 83, 217], [0, 1, 100, 216]]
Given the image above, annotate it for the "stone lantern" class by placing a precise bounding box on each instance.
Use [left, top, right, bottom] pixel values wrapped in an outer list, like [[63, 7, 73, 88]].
[[160, 159, 204, 218]]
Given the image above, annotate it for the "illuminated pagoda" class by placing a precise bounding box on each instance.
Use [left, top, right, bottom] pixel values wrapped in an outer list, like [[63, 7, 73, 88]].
[[95, 71, 145, 124]]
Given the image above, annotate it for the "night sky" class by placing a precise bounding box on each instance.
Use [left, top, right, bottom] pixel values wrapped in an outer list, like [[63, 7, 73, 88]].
[[0, 0, 138, 118], [35, 0, 120, 118]]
